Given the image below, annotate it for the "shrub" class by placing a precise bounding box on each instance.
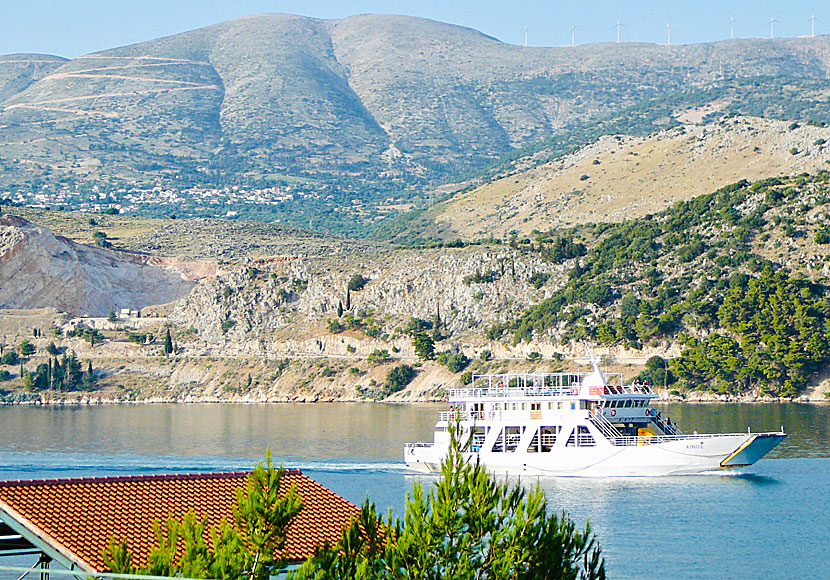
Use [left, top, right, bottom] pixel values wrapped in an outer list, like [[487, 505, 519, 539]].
[[437, 351, 469, 373], [0, 369, 11, 381], [1, 351, 19, 366], [19, 340, 35, 357], [386, 364, 417, 393], [527, 351, 543, 363], [529, 271, 550, 289], [347, 274, 369, 292], [367, 349, 390, 364], [220, 319, 236, 333], [327, 319, 344, 334]]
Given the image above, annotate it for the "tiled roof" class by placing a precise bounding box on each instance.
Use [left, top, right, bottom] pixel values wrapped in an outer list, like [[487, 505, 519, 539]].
[[0, 470, 359, 572]]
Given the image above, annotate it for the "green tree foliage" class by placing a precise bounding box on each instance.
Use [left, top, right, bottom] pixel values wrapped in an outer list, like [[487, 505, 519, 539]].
[[19, 339, 35, 357], [0, 351, 19, 366], [163, 328, 174, 356], [103, 451, 303, 580], [437, 351, 469, 373], [385, 364, 417, 393], [92, 231, 112, 248], [367, 349, 390, 365], [82, 328, 104, 347], [404, 318, 432, 336], [24, 353, 89, 392], [635, 356, 675, 387], [413, 332, 435, 360], [673, 268, 830, 396], [290, 429, 605, 580], [348, 274, 369, 292]]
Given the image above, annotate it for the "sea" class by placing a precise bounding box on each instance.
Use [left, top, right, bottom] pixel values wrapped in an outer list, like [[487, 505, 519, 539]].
[[0, 402, 828, 580]]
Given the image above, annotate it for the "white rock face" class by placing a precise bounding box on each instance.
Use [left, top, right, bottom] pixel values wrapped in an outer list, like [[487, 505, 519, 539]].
[[0, 215, 205, 316]]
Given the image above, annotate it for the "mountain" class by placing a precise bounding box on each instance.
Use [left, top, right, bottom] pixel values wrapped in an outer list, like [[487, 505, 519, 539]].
[[2, 14, 830, 232], [399, 116, 830, 241]]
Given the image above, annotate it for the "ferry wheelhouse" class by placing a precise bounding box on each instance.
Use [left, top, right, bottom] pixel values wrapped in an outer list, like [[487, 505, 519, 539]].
[[404, 365, 786, 477]]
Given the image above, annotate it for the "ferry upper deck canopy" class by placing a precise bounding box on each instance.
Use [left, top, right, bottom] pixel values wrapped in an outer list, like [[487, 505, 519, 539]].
[[0, 470, 360, 576], [453, 371, 657, 400]]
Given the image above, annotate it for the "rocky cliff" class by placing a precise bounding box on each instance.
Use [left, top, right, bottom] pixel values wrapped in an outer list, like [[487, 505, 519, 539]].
[[0, 215, 214, 316]]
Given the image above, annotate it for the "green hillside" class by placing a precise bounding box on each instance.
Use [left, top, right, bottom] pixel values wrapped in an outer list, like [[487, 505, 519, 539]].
[[487, 173, 830, 397]]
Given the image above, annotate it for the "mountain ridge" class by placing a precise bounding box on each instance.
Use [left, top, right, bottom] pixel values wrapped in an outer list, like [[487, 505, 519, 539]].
[[3, 14, 830, 233]]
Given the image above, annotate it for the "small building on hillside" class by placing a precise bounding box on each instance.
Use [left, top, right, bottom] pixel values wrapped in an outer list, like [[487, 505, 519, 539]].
[[0, 470, 359, 575]]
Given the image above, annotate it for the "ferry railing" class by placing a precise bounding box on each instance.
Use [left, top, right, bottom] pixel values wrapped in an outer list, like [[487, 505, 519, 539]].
[[404, 441, 434, 449], [609, 433, 751, 446], [589, 411, 622, 439], [448, 383, 656, 399], [437, 410, 487, 422]]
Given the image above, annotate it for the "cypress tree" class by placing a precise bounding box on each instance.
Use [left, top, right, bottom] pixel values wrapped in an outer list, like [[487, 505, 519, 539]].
[[337, 300, 344, 318], [346, 289, 351, 311], [164, 328, 173, 356]]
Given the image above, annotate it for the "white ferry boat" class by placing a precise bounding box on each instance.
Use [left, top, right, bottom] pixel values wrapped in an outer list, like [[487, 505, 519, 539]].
[[404, 364, 786, 477]]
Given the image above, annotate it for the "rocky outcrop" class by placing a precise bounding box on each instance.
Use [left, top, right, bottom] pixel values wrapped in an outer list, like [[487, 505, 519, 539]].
[[169, 246, 568, 352], [0, 215, 215, 316]]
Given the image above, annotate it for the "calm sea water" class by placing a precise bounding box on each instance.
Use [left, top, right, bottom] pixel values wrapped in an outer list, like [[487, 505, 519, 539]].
[[0, 402, 828, 579]]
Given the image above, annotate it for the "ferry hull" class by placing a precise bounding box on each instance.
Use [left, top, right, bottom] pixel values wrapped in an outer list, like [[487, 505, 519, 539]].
[[404, 432, 785, 477]]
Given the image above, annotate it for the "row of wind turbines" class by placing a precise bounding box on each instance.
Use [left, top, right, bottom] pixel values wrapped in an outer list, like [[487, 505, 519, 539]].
[[523, 14, 820, 47]]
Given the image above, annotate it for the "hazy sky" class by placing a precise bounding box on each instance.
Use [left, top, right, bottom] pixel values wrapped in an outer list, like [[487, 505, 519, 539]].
[[0, 1, 826, 58]]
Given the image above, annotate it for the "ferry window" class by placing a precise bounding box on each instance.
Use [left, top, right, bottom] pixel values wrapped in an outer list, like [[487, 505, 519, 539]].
[[548, 402, 554, 410], [539, 426, 559, 452], [521, 403, 527, 410], [570, 402, 576, 410], [566, 426, 595, 447], [511, 403, 518, 411], [565, 429, 577, 447], [469, 427, 486, 452], [531, 403, 541, 411], [504, 426, 522, 452], [577, 426, 596, 447], [557, 402, 564, 410], [495, 403, 501, 411], [624, 400, 632, 408]]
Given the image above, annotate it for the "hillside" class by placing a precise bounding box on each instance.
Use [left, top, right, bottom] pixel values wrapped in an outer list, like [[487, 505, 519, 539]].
[[0, 215, 212, 315], [3, 174, 830, 403], [2, 15, 830, 232], [411, 117, 830, 240]]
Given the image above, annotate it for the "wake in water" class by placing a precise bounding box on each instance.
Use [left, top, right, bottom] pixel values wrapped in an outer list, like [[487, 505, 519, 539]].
[[0, 451, 408, 480]]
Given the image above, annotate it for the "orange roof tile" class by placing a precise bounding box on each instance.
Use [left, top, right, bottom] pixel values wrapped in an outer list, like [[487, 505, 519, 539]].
[[0, 471, 359, 572]]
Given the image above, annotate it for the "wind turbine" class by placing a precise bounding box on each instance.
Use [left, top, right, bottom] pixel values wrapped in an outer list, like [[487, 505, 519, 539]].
[[770, 17, 778, 39], [730, 16, 736, 39], [571, 24, 576, 46], [524, 26, 528, 47], [666, 22, 673, 45], [616, 20, 625, 43], [810, 13, 817, 37]]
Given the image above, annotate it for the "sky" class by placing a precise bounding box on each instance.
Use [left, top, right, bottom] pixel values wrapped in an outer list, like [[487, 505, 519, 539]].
[[0, 1, 827, 58]]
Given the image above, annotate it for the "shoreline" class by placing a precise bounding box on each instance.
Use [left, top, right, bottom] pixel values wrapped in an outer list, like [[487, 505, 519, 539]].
[[0, 392, 825, 406]]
